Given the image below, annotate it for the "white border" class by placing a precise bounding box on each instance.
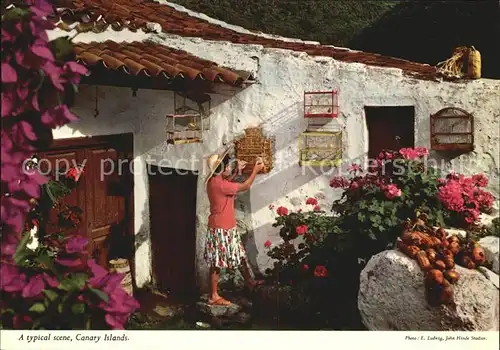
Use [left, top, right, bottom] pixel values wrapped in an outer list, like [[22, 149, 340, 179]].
[[0, 331, 498, 350]]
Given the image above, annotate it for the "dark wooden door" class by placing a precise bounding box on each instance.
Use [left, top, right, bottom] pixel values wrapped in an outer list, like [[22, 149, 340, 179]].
[[149, 166, 197, 299], [365, 106, 415, 159], [39, 134, 134, 268]]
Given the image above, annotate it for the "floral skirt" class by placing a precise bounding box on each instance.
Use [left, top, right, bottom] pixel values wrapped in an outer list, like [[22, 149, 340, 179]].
[[204, 227, 247, 269]]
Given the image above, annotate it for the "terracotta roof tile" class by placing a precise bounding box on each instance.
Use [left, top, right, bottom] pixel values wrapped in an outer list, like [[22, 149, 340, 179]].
[[54, 0, 442, 80], [74, 41, 249, 85]]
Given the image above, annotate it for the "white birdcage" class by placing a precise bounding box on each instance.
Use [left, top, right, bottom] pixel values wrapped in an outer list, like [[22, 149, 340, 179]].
[[165, 92, 210, 144]]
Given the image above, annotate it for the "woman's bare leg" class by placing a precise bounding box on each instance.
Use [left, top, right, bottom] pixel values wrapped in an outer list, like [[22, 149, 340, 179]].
[[209, 267, 221, 301], [240, 259, 264, 289], [209, 267, 231, 304]]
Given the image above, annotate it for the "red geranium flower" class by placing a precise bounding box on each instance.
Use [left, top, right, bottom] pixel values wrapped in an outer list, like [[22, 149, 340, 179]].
[[264, 240, 272, 248], [302, 264, 309, 271], [313, 205, 321, 212], [305, 197, 318, 206], [314, 265, 328, 278], [276, 206, 288, 216], [295, 224, 308, 235]]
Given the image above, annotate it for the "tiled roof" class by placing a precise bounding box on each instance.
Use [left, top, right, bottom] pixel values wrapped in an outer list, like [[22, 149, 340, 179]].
[[54, 0, 441, 81], [74, 41, 250, 86]]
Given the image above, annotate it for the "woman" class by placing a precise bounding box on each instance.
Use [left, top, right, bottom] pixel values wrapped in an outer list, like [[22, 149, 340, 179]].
[[204, 148, 265, 306]]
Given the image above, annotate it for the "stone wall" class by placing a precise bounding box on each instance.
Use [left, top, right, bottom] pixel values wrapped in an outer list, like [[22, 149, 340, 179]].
[[52, 32, 500, 289]]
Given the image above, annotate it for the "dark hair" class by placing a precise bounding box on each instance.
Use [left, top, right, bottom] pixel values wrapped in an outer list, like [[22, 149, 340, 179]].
[[213, 154, 231, 176]]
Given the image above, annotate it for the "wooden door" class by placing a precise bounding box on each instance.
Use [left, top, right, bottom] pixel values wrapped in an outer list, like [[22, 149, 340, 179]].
[[365, 106, 415, 159], [149, 166, 197, 299], [39, 134, 134, 268]]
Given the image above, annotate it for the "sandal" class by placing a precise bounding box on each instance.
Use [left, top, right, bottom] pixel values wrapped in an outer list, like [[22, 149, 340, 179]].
[[208, 297, 232, 306]]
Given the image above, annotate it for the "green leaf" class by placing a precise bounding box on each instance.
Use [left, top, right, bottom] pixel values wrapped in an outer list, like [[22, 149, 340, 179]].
[[3, 7, 30, 21], [35, 251, 56, 272], [88, 287, 110, 303], [43, 289, 58, 302], [369, 214, 381, 224], [58, 273, 88, 291], [29, 303, 46, 313], [49, 36, 75, 62], [57, 303, 64, 314], [71, 303, 85, 315], [13, 231, 33, 265]]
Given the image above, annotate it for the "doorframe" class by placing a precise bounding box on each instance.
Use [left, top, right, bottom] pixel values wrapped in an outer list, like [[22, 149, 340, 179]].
[[147, 165, 199, 299], [364, 105, 416, 158], [40, 133, 135, 272]]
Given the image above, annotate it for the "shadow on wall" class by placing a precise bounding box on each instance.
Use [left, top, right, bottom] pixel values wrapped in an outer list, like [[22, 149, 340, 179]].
[[348, 0, 500, 79], [233, 101, 346, 272], [63, 84, 242, 287]]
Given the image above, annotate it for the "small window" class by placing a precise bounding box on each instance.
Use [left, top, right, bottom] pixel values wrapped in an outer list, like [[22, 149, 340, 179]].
[[430, 107, 474, 152]]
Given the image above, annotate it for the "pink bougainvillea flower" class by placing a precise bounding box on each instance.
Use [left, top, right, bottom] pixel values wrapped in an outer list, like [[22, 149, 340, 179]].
[[64, 235, 88, 254], [305, 197, 318, 206], [314, 265, 328, 278], [313, 205, 321, 212], [42, 273, 60, 288], [55, 257, 83, 267], [295, 224, 308, 235], [13, 315, 33, 329], [63, 61, 89, 84], [1, 62, 18, 83], [384, 184, 402, 200], [22, 274, 45, 298], [41, 104, 79, 127], [276, 206, 288, 216], [0, 263, 27, 292], [264, 240, 272, 248]]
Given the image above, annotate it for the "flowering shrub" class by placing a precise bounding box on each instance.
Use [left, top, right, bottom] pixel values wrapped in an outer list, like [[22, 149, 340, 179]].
[[1, 166, 139, 329], [264, 147, 496, 328], [438, 172, 494, 225], [1, 2, 139, 329]]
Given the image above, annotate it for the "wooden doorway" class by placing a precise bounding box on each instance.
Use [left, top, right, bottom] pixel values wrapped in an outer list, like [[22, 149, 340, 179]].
[[148, 166, 198, 300], [365, 106, 415, 158], [38, 134, 134, 269]]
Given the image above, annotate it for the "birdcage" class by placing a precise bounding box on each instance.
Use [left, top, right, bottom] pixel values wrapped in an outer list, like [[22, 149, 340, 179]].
[[165, 92, 210, 144], [299, 131, 342, 167], [430, 107, 474, 152], [166, 113, 203, 144], [304, 90, 339, 118], [234, 127, 273, 174]]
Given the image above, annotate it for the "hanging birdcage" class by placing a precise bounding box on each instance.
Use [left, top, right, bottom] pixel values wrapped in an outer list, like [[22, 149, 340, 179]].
[[165, 92, 210, 144], [430, 107, 474, 152], [299, 131, 342, 167], [304, 90, 339, 118]]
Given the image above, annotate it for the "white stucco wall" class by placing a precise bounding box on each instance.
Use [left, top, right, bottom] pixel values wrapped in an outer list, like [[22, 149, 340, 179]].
[[52, 36, 500, 291]]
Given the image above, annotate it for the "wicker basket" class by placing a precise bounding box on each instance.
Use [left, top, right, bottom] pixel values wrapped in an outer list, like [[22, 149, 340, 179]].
[[234, 127, 273, 174], [109, 258, 133, 296]]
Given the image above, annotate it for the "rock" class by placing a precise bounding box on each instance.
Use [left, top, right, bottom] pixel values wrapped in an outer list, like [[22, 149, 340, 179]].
[[478, 267, 499, 289], [478, 236, 499, 274], [358, 250, 499, 331], [196, 293, 252, 329], [197, 295, 242, 317], [479, 213, 498, 231]]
